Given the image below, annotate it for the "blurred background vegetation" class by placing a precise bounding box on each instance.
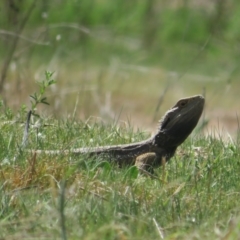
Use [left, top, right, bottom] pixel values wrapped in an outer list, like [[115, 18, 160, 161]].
[[1, 0, 240, 136]]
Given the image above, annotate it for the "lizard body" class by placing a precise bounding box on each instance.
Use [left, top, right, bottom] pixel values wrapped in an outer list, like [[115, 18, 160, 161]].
[[32, 95, 205, 171]]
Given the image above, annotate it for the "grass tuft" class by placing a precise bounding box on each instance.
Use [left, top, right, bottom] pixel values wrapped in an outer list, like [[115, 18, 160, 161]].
[[1, 118, 240, 239]]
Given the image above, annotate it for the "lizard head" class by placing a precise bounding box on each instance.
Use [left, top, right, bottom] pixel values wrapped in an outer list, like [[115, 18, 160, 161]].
[[155, 95, 205, 148]]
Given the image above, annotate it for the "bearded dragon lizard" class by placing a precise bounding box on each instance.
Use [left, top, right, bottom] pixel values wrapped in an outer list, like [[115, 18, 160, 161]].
[[31, 95, 204, 172]]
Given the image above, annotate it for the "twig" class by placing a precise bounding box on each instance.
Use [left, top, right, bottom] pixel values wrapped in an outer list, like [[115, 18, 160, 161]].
[[47, 23, 90, 34], [22, 110, 32, 148], [0, 1, 36, 92], [72, 92, 80, 119], [177, 35, 211, 80], [0, 29, 49, 45], [153, 217, 165, 239], [152, 85, 169, 123]]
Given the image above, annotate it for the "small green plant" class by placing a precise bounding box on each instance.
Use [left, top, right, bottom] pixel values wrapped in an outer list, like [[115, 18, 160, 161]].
[[0, 98, 14, 121], [30, 71, 56, 117]]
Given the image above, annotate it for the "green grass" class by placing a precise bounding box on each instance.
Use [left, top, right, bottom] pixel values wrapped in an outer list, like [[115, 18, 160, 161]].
[[1, 115, 240, 239]]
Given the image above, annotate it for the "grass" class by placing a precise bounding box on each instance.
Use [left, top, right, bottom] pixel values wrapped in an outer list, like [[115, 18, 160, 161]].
[[2, 2, 240, 238], [1, 113, 240, 239], [1, 3, 240, 237]]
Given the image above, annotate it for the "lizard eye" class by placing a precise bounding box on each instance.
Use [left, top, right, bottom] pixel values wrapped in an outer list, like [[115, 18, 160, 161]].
[[178, 100, 188, 107]]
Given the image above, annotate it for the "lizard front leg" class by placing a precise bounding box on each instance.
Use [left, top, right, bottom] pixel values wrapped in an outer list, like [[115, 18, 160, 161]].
[[135, 152, 157, 174]]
